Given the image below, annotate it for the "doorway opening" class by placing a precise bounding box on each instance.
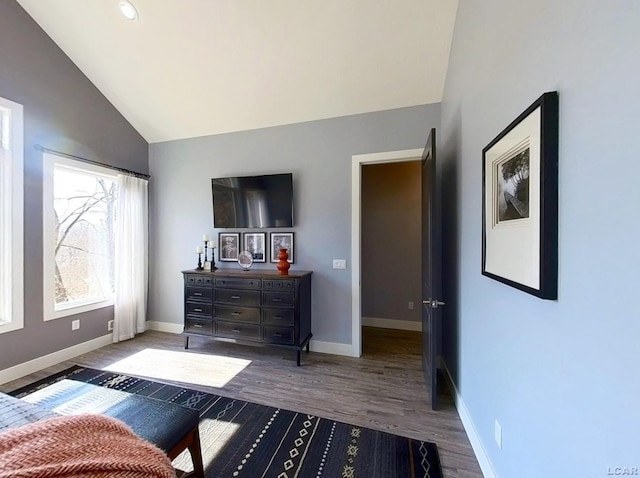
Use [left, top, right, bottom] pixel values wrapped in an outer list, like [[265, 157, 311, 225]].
[[350, 149, 424, 357]]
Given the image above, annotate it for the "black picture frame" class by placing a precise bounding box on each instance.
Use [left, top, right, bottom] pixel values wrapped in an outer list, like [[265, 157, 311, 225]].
[[243, 232, 267, 263], [482, 91, 558, 299], [270, 232, 294, 263], [218, 232, 240, 262]]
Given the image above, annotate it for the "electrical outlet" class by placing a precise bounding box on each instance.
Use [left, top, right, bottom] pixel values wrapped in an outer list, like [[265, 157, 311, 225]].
[[71, 319, 80, 331], [332, 259, 347, 270], [408, 301, 414, 310], [494, 420, 502, 449], [108, 320, 114, 331]]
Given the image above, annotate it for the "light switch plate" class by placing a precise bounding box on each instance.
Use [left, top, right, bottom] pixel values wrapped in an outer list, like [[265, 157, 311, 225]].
[[333, 259, 347, 269]]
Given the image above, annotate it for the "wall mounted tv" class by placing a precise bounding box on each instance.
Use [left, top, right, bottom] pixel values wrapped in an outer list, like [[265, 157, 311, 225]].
[[212, 173, 294, 228]]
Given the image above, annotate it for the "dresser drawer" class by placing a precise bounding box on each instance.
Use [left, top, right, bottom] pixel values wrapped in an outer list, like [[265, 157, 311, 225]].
[[185, 275, 213, 285], [186, 286, 213, 302], [262, 291, 294, 307], [262, 279, 295, 291], [215, 321, 261, 340], [215, 277, 261, 290], [186, 302, 212, 316], [215, 289, 261, 307], [263, 325, 294, 345], [262, 308, 295, 326], [215, 305, 260, 324], [185, 317, 213, 335]]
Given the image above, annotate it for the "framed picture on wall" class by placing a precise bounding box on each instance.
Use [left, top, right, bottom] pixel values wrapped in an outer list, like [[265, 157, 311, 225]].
[[218, 232, 240, 262], [270, 232, 294, 263], [243, 232, 266, 262], [481, 91, 559, 299]]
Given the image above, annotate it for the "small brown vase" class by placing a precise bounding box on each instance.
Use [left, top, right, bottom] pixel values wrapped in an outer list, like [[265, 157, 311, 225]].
[[276, 248, 290, 275]]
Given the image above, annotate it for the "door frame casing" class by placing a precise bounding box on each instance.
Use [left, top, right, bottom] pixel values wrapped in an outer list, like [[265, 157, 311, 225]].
[[350, 148, 424, 357]]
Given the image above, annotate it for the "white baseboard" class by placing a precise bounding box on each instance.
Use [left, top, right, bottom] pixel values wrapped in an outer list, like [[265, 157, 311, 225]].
[[309, 340, 354, 357], [441, 359, 497, 478], [146, 321, 183, 334], [362, 316, 422, 332], [0, 334, 112, 385]]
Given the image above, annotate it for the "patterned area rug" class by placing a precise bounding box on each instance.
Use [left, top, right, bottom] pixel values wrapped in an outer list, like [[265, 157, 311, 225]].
[[11, 366, 443, 478]]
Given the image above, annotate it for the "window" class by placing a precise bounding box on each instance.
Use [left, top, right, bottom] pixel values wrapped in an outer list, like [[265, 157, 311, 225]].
[[0, 96, 24, 334], [43, 154, 118, 320]]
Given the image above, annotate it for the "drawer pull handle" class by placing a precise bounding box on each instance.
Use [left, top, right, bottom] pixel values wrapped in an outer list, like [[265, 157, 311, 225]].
[[194, 292, 203, 296], [274, 315, 284, 319], [272, 298, 283, 302], [193, 308, 203, 312], [231, 328, 241, 333], [273, 333, 283, 337], [231, 295, 241, 299], [193, 324, 203, 328], [231, 312, 241, 316]]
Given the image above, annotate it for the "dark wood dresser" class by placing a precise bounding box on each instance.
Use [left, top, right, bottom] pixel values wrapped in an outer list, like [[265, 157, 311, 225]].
[[181, 269, 312, 365]]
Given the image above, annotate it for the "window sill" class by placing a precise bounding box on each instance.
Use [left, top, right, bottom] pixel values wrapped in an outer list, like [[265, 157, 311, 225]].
[[44, 298, 114, 321]]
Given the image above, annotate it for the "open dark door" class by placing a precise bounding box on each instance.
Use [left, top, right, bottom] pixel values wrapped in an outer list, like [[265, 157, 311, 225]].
[[422, 128, 443, 410]]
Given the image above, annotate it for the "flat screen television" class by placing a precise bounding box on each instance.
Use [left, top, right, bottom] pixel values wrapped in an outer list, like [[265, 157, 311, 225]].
[[212, 173, 294, 228]]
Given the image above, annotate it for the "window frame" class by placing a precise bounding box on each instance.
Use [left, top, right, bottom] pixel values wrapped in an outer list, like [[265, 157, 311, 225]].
[[42, 153, 117, 321], [0, 96, 24, 335]]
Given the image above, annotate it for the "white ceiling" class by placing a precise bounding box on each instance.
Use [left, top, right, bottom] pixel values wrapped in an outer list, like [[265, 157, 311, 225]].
[[16, 0, 458, 144]]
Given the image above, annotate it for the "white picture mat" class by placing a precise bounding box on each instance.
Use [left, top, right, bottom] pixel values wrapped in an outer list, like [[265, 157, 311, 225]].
[[484, 107, 541, 289]]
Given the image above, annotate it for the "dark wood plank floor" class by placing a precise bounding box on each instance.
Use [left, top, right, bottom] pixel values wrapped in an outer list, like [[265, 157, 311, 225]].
[[1, 327, 483, 478]]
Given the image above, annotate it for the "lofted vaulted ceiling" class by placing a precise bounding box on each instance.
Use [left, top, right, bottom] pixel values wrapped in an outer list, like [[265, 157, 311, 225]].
[[16, 0, 458, 143]]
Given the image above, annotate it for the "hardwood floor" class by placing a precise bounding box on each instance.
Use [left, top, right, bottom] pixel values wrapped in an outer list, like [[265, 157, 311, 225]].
[[1, 327, 483, 478]]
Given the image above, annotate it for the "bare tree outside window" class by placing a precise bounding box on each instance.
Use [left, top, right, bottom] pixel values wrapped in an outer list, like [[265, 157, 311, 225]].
[[53, 167, 117, 307]]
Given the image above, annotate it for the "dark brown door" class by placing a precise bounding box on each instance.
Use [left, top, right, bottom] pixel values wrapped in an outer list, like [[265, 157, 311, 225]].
[[421, 128, 443, 410]]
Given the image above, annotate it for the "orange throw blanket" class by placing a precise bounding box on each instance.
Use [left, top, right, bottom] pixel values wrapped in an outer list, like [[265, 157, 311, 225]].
[[0, 414, 175, 477]]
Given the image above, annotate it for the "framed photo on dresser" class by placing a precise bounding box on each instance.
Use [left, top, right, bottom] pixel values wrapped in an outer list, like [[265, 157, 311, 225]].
[[243, 232, 266, 262], [218, 232, 240, 261], [270, 232, 294, 263]]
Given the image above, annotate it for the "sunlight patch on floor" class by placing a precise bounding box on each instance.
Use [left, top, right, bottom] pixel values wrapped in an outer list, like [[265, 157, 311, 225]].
[[173, 417, 241, 473], [103, 348, 251, 388]]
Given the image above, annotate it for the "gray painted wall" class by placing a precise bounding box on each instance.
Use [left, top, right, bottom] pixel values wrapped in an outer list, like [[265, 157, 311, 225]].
[[148, 104, 439, 345], [440, 1, 640, 476], [0, 1, 148, 371], [361, 161, 421, 323]]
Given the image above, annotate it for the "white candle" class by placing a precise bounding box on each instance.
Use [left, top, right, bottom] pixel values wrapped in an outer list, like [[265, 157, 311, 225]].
[[203, 234, 210, 242], [196, 246, 203, 253]]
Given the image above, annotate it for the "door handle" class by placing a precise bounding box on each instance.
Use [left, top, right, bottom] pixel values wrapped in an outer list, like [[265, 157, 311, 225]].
[[423, 299, 445, 309]]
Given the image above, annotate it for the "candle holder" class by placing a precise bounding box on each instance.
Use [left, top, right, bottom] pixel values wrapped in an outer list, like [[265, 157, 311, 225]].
[[196, 252, 204, 270], [204, 240, 209, 263], [210, 247, 218, 270]]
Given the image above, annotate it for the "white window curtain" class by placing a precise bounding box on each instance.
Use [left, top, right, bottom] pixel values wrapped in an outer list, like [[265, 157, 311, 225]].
[[113, 174, 148, 342]]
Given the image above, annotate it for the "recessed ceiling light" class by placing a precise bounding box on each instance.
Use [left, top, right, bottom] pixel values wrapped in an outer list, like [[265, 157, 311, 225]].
[[118, 0, 139, 21]]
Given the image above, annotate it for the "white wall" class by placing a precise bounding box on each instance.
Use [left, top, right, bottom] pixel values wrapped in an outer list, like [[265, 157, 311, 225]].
[[148, 105, 439, 348], [440, 1, 640, 477]]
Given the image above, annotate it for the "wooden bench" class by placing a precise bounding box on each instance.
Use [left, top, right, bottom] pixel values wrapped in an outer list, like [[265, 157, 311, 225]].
[[3, 379, 204, 478]]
